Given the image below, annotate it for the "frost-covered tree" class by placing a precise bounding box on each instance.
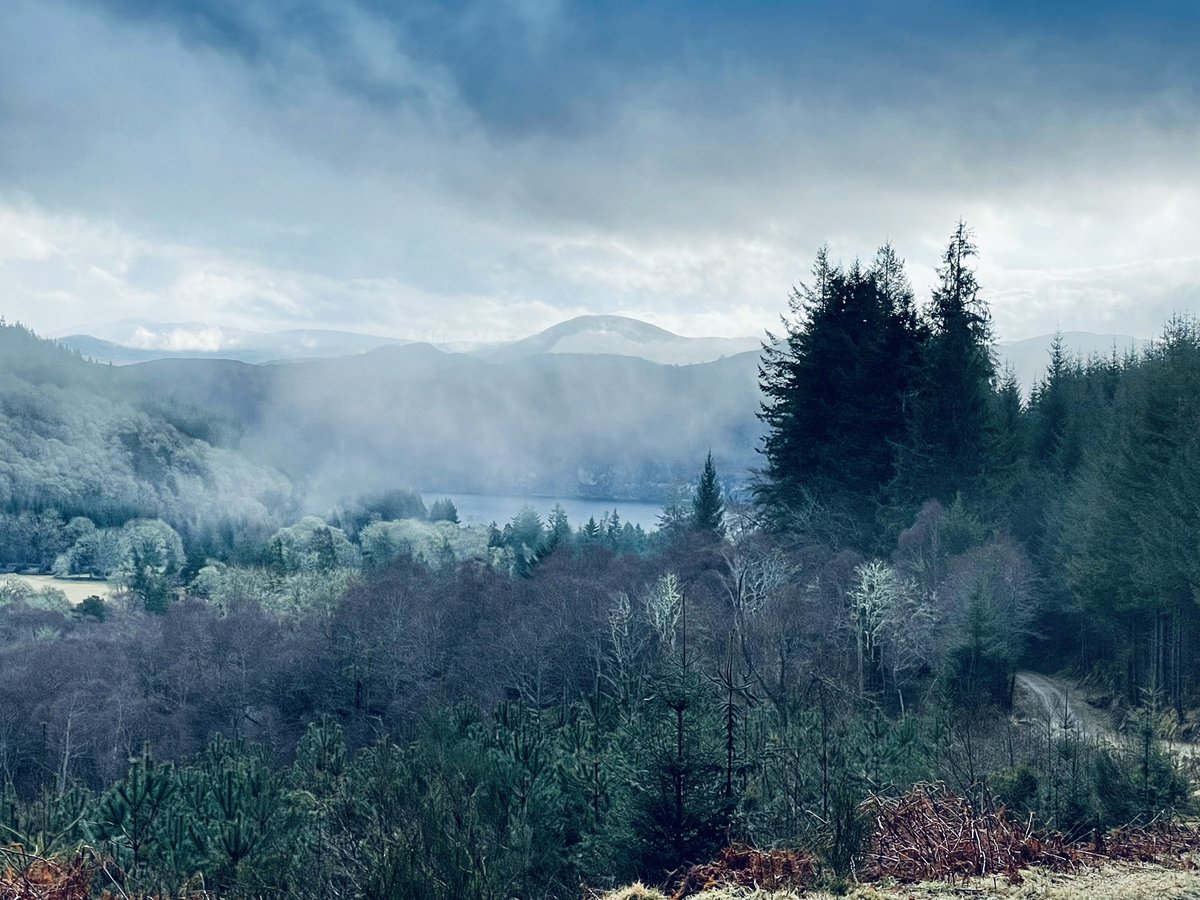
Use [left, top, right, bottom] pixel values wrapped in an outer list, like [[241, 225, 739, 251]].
[[644, 572, 685, 653], [848, 560, 936, 710], [54, 526, 123, 579], [117, 518, 186, 613], [360, 518, 489, 572], [268, 516, 358, 573]]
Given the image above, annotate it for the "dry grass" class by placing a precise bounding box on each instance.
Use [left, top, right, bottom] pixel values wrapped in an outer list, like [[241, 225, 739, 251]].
[[606, 863, 1200, 900], [601, 884, 670, 900]]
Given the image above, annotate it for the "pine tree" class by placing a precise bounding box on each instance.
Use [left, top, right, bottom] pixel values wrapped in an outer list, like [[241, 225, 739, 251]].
[[94, 745, 176, 881], [690, 452, 725, 535], [507, 506, 545, 577], [580, 516, 602, 543], [605, 510, 622, 547], [547, 504, 572, 544]]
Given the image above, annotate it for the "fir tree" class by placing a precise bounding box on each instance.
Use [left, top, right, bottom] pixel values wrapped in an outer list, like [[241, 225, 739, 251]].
[[690, 452, 725, 535], [658, 483, 691, 537], [756, 244, 925, 541], [547, 504, 572, 544], [895, 222, 998, 505]]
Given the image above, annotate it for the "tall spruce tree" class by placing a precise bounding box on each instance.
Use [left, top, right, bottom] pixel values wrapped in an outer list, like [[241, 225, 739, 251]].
[[895, 222, 998, 505], [691, 452, 725, 535]]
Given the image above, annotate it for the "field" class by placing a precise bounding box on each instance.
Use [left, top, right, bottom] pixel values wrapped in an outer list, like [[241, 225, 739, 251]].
[[5, 573, 112, 604]]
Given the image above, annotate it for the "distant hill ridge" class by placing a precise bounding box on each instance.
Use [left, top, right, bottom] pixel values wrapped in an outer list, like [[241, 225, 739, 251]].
[[58, 314, 761, 367], [58, 315, 1148, 386], [4, 319, 764, 504]]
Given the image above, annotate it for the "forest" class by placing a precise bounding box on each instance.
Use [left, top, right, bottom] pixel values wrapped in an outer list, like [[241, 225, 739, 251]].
[[2, 223, 1200, 898]]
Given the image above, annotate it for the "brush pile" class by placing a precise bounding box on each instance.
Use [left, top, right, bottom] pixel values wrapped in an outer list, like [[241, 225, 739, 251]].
[[863, 784, 1086, 882], [671, 844, 816, 898], [1100, 825, 1200, 866], [0, 849, 93, 900]]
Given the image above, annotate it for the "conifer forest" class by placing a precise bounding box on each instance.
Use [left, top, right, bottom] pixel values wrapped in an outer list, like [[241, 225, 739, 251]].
[[3, 224, 1200, 897]]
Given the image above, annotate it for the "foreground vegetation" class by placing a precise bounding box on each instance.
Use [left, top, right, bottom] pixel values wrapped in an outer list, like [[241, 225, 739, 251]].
[[2, 225, 1200, 896], [601, 865, 1200, 900]]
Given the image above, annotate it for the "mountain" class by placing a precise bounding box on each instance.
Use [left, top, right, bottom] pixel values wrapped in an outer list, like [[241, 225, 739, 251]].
[[57, 320, 409, 364], [7, 316, 1170, 523], [3, 319, 764, 526], [0, 322, 293, 533], [475, 314, 761, 365], [59, 314, 761, 367], [997, 331, 1148, 393], [112, 343, 764, 504]]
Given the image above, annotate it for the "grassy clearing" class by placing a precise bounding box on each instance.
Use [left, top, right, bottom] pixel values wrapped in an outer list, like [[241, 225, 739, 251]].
[[4, 573, 111, 604]]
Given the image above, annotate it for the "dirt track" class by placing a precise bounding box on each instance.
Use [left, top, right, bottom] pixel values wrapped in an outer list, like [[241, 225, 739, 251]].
[[1015, 670, 1200, 761], [1013, 671, 1112, 741]]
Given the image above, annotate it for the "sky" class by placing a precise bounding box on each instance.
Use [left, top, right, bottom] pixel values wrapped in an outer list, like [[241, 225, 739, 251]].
[[0, 0, 1198, 346]]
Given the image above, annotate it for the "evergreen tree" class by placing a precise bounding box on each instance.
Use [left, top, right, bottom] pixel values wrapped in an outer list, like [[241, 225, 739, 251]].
[[756, 244, 925, 541], [428, 498, 460, 524], [312, 526, 339, 573], [507, 506, 545, 577], [690, 452, 725, 535], [605, 510, 622, 548], [93, 746, 176, 882], [1065, 316, 1200, 706], [547, 504, 572, 544], [895, 223, 998, 505], [580, 515, 602, 543]]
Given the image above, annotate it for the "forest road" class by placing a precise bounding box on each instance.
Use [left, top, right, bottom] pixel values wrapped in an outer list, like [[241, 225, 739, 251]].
[[1015, 670, 1200, 762], [1013, 671, 1112, 742]]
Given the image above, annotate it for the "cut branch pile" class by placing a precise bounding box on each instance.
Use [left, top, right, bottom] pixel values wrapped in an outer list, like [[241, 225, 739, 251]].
[[1099, 825, 1200, 867], [672, 844, 816, 899], [863, 784, 1086, 883], [0, 847, 212, 900], [0, 849, 92, 900]]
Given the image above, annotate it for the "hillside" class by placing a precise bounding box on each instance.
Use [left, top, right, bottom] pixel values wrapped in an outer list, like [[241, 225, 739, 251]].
[[4, 320, 763, 525], [113, 343, 764, 503], [0, 321, 292, 534]]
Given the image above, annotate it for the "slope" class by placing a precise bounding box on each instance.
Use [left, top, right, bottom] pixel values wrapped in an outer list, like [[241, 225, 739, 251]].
[[114, 343, 765, 504]]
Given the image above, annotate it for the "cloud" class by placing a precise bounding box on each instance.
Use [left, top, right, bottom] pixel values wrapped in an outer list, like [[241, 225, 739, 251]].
[[126, 324, 233, 352], [987, 256, 1200, 340], [0, 0, 1198, 343]]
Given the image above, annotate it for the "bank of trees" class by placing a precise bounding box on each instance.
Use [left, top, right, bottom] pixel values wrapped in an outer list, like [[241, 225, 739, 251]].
[[0, 512, 1184, 898], [757, 223, 1200, 710], [757, 224, 999, 544]]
